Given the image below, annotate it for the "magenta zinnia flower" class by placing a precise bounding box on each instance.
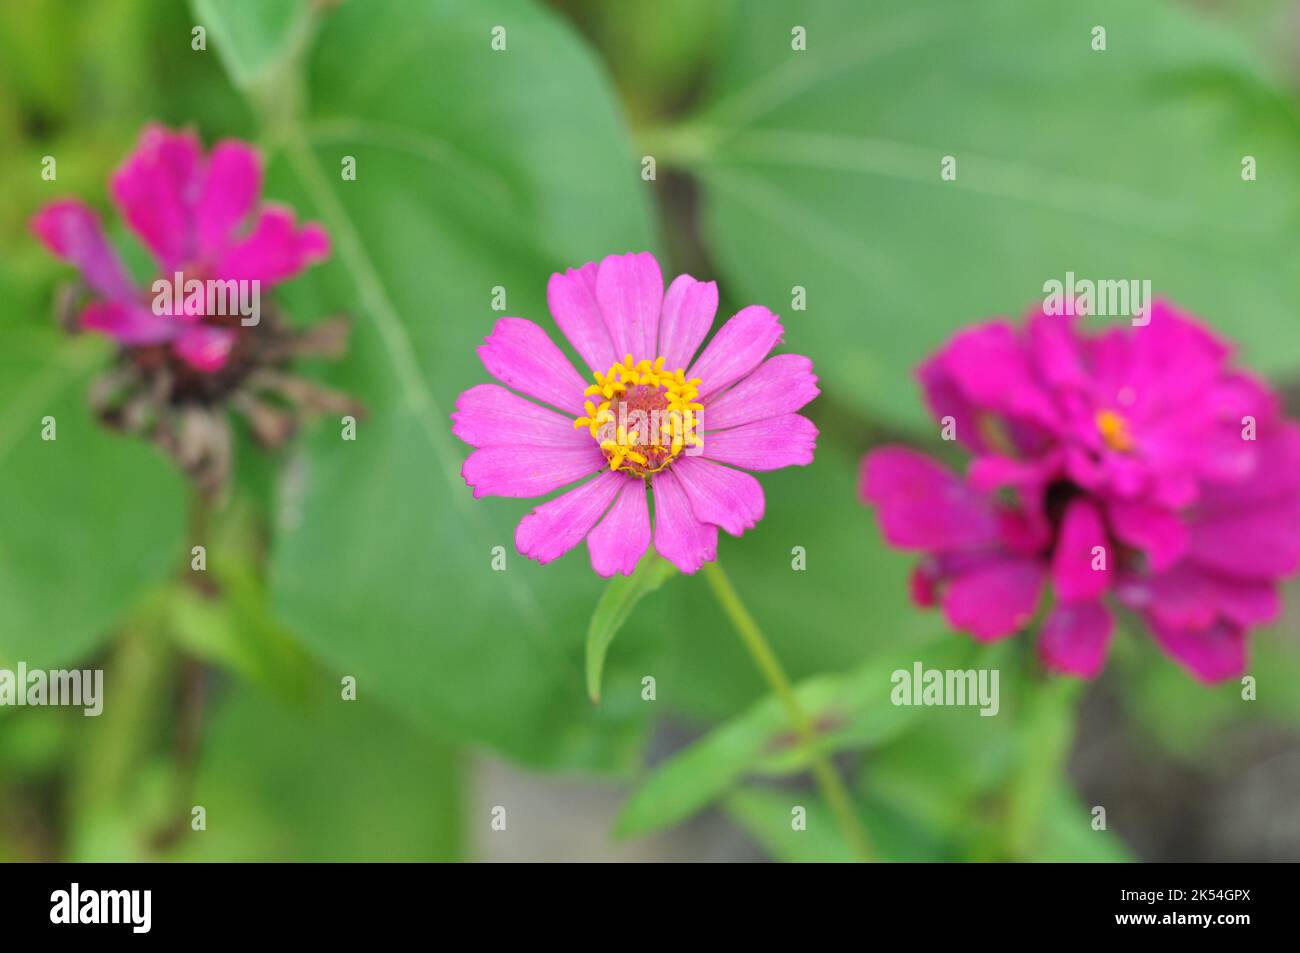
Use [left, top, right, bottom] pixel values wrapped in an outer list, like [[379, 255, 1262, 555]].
[[862, 302, 1300, 683], [453, 252, 818, 575], [32, 124, 329, 372]]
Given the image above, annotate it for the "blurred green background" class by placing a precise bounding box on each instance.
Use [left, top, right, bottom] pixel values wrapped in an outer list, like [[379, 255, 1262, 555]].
[[1, 0, 1299, 861]]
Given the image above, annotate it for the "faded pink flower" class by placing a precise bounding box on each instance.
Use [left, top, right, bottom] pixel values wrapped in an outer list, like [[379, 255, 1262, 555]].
[[862, 302, 1300, 683], [453, 252, 818, 575], [32, 124, 329, 372]]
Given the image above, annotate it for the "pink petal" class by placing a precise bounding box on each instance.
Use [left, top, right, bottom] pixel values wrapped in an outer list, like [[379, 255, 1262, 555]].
[[516, 471, 624, 565], [910, 564, 940, 607], [1134, 389, 1261, 491], [942, 558, 1044, 642], [1126, 301, 1230, 413], [1084, 326, 1133, 401], [110, 125, 202, 271], [703, 354, 819, 431], [700, 413, 816, 471], [1107, 499, 1188, 571], [968, 451, 1062, 493], [1212, 576, 1282, 627], [1187, 501, 1300, 578], [212, 205, 329, 286], [860, 447, 1000, 551], [173, 324, 235, 372], [1181, 374, 1278, 485], [657, 274, 717, 370], [1189, 421, 1264, 487], [547, 261, 617, 373], [476, 317, 589, 414], [196, 140, 262, 260], [1051, 498, 1110, 603], [461, 444, 604, 498], [688, 305, 783, 399], [587, 477, 651, 576], [1039, 601, 1113, 677], [934, 321, 1061, 431], [81, 301, 175, 345], [1200, 420, 1300, 506], [673, 457, 765, 537], [919, 354, 987, 453], [595, 252, 662, 359], [31, 200, 138, 303], [1147, 617, 1246, 684], [452, 384, 591, 449], [1026, 308, 1088, 390], [651, 469, 718, 573], [1117, 563, 1280, 630]]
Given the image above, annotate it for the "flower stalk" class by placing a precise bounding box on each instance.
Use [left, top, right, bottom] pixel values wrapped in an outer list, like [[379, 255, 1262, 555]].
[[702, 561, 872, 862]]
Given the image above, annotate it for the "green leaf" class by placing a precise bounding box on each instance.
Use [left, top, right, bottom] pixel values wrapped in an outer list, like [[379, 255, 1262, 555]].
[[865, 701, 1018, 848], [191, 0, 310, 91], [860, 651, 1122, 860], [615, 635, 975, 838], [587, 553, 677, 702], [1120, 614, 1300, 759], [166, 575, 316, 705], [666, 0, 1300, 429], [196, 0, 661, 769], [726, 784, 959, 862], [0, 273, 185, 667], [1026, 784, 1133, 863], [724, 786, 857, 863], [158, 687, 465, 861]]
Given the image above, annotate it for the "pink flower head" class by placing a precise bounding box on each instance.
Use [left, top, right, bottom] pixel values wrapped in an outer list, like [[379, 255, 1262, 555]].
[[863, 301, 1300, 683], [453, 252, 819, 576], [31, 125, 329, 373]]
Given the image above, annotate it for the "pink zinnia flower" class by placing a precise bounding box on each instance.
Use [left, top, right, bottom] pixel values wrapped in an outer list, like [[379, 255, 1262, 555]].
[[32, 124, 329, 372], [452, 252, 818, 575], [862, 301, 1300, 683]]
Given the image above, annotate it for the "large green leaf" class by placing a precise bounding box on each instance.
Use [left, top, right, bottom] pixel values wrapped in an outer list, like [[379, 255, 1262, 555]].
[[0, 271, 184, 667], [194, 0, 662, 769], [192, 0, 310, 92], [162, 687, 464, 861], [665, 0, 1300, 428]]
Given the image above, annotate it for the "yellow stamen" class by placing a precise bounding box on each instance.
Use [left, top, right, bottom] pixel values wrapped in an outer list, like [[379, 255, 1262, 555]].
[[1096, 409, 1135, 453], [574, 354, 706, 475]]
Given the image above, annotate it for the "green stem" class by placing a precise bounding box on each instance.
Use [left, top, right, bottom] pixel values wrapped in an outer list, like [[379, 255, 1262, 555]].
[[634, 121, 717, 168], [70, 612, 176, 858], [702, 561, 872, 862], [1004, 665, 1084, 860]]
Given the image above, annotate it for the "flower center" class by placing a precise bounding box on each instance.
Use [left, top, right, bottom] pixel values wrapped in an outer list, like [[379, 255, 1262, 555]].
[[573, 354, 703, 475], [1095, 409, 1134, 453]]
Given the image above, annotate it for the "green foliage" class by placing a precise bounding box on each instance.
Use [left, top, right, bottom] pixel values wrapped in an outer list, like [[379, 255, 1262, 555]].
[[0, 270, 185, 667], [657, 440, 929, 723], [163, 687, 465, 862], [587, 553, 677, 702], [665, 0, 1300, 429], [0, 0, 1296, 863], [249, 0, 660, 771], [615, 636, 975, 838], [192, 0, 310, 91], [724, 786, 857, 863]]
